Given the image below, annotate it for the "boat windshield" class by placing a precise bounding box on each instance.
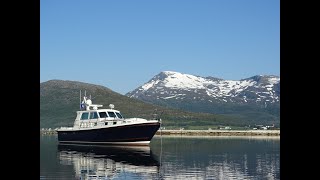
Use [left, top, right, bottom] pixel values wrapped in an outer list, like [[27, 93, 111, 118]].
[[115, 112, 123, 119], [107, 112, 117, 118], [99, 112, 107, 118]]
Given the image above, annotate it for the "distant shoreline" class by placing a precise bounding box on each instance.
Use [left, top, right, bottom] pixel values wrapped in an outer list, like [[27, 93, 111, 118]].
[[40, 129, 280, 136], [155, 129, 279, 136]]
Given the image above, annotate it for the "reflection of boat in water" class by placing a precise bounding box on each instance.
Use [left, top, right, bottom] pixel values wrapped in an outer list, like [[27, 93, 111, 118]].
[[58, 143, 160, 179]]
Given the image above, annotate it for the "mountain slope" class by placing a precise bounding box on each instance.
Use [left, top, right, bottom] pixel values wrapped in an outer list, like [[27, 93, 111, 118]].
[[126, 71, 280, 125], [40, 80, 251, 129]]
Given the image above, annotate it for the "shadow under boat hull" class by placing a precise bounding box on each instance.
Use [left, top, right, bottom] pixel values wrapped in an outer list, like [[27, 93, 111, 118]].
[[57, 122, 160, 145]]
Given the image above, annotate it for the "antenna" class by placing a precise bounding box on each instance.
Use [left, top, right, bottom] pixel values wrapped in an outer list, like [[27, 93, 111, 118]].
[[158, 110, 164, 120], [152, 109, 158, 120], [79, 90, 81, 110]]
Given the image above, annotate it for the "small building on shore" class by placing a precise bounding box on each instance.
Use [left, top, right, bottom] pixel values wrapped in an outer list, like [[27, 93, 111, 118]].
[[218, 126, 231, 130]]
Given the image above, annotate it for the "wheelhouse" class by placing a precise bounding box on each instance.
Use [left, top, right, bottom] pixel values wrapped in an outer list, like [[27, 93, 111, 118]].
[[77, 109, 124, 121], [73, 109, 125, 129]]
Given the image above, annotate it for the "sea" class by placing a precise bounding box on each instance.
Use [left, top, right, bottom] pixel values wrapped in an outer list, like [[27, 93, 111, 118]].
[[40, 135, 280, 179]]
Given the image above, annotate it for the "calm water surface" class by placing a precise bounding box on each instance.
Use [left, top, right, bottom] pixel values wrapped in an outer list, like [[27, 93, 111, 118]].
[[40, 135, 280, 179]]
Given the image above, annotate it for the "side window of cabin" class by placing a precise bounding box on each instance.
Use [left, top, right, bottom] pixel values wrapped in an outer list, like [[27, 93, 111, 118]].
[[99, 112, 108, 118], [80, 112, 89, 120], [115, 112, 123, 119], [107, 112, 116, 118], [90, 112, 99, 119]]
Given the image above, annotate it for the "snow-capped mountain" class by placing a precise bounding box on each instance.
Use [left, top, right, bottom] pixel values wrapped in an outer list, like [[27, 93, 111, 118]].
[[126, 71, 280, 105], [126, 71, 280, 124]]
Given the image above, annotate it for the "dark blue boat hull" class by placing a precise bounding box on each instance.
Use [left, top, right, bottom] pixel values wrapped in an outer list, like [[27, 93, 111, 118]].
[[57, 122, 160, 144]]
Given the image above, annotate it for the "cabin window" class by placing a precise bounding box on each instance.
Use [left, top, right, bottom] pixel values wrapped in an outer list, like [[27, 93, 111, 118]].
[[99, 112, 108, 118], [115, 112, 123, 119], [113, 121, 117, 125], [107, 112, 116, 118], [90, 112, 99, 119], [80, 112, 89, 120]]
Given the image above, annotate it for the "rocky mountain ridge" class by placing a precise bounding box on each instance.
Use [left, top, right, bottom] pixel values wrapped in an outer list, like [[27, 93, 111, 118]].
[[127, 71, 280, 106]]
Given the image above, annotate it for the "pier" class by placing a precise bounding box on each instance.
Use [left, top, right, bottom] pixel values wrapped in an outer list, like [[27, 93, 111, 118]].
[[155, 129, 280, 136], [40, 129, 57, 135]]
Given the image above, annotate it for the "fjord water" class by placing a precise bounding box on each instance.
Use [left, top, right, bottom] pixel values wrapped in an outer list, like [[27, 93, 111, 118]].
[[40, 135, 280, 179]]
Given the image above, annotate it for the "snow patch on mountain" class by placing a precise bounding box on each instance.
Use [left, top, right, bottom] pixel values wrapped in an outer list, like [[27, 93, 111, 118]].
[[162, 71, 207, 89], [141, 80, 160, 91]]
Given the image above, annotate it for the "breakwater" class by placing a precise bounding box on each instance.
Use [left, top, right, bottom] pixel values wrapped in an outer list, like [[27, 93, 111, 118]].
[[40, 130, 57, 135], [155, 129, 280, 136]]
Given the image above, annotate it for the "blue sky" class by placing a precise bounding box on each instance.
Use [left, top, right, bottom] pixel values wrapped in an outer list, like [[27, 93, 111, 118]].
[[40, 0, 279, 94]]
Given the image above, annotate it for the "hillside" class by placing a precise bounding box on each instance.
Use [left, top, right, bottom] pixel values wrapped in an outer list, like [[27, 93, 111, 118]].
[[126, 71, 280, 126], [40, 80, 251, 129]]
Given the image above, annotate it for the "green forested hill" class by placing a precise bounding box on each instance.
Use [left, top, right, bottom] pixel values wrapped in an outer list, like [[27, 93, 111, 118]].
[[40, 80, 276, 129]]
